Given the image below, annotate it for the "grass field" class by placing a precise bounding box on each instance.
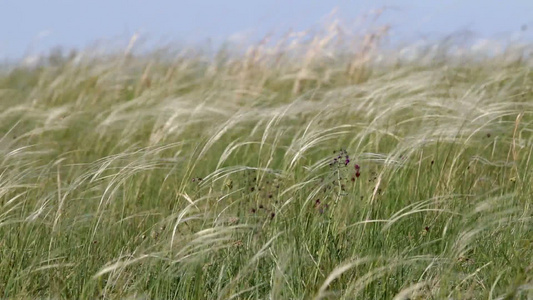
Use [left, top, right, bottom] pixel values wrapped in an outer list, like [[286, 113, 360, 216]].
[[0, 29, 532, 299]]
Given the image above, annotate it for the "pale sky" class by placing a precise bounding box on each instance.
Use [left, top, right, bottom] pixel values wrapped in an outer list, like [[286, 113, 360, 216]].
[[1, 0, 532, 60]]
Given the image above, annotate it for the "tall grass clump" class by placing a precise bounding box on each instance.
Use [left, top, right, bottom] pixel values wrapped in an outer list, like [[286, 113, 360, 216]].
[[0, 18, 532, 299]]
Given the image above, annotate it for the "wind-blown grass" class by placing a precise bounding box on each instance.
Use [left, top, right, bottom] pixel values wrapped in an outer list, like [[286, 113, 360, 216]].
[[0, 27, 532, 299]]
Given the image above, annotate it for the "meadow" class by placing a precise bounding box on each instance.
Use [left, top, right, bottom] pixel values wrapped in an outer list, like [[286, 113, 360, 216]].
[[0, 27, 532, 299]]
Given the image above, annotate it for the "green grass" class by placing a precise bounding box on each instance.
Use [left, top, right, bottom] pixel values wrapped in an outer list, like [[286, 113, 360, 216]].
[[0, 36, 532, 299]]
